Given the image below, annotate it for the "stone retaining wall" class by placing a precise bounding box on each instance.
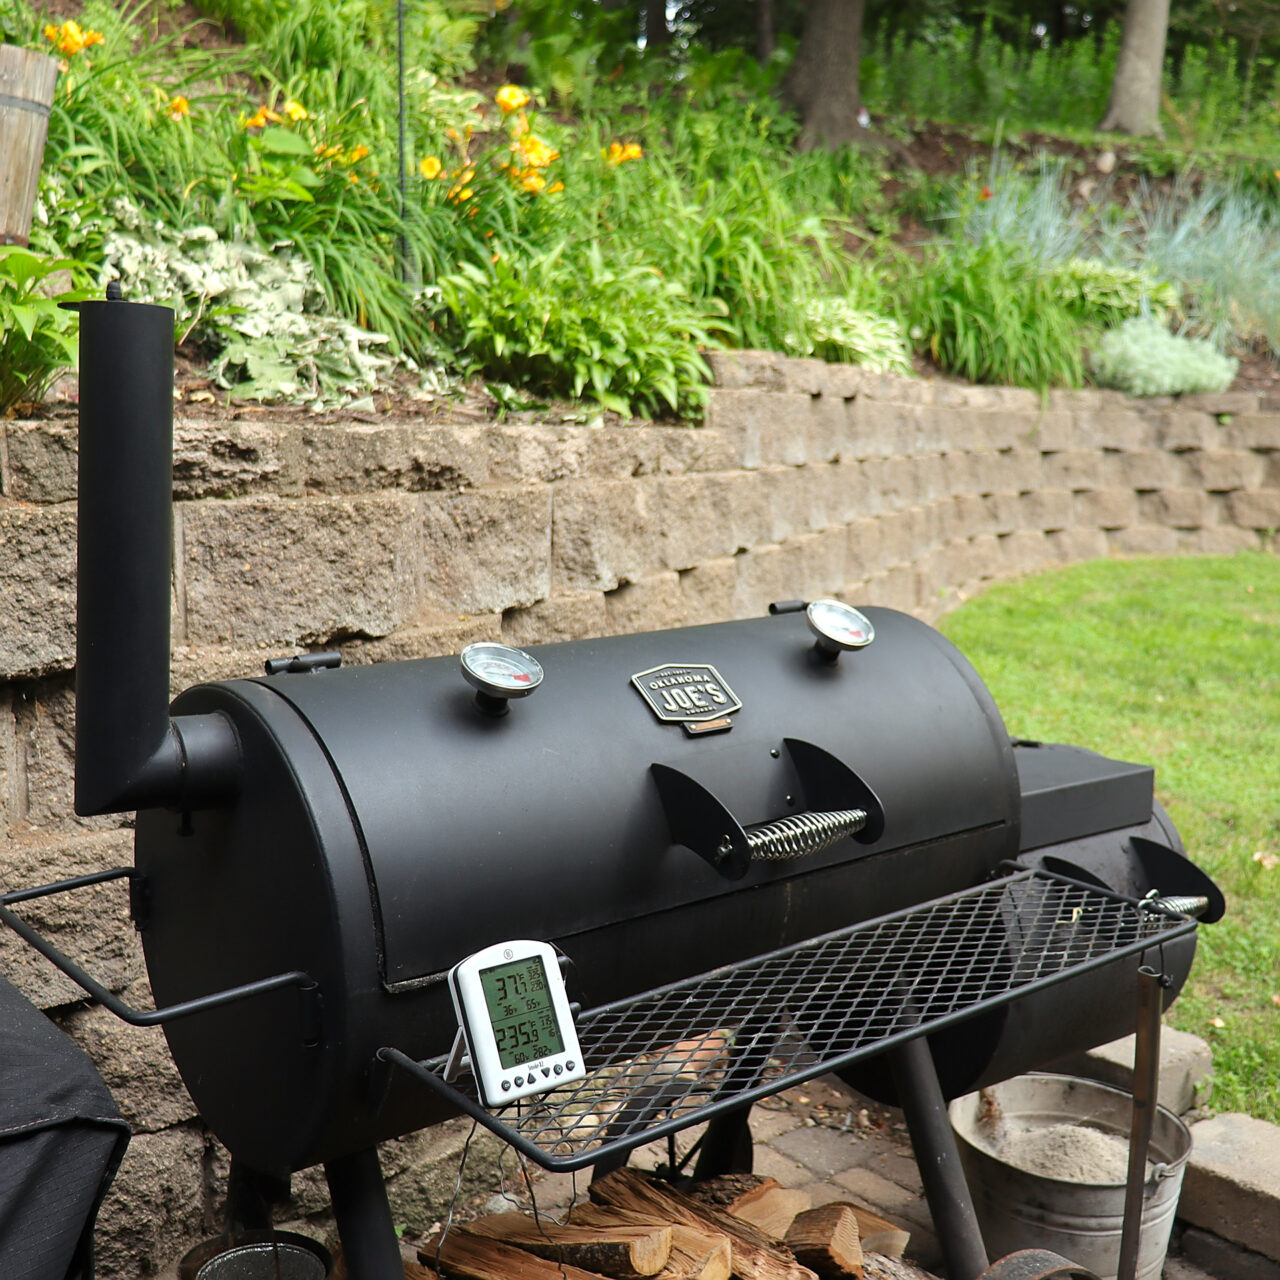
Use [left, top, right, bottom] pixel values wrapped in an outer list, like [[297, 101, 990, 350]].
[[1, 350, 1278, 1274]]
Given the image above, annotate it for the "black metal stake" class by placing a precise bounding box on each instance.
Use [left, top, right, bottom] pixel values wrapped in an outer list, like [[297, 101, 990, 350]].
[[888, 1033, 989, 1280], [1116, 964, 1166, 1280], [324, 1148, 403, 1280], [396, 0, 409, 281]]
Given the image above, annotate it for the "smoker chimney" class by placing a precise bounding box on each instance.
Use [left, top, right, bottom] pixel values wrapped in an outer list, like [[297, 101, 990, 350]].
[[74, 293, 239, 816]]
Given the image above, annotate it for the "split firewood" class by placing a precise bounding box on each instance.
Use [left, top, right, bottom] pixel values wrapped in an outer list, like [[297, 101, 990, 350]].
[[685, 1173, 765, 1207], [420, 1230, 609, 1280], [461, 1211, 671, 1278], [332, 1247, 438, 1280], [569, 1202, 732, 1280], [828, 1205, 908, 1260], [727, 1179, 811, 1240], [783, 1205, 863, 1279], [860, 1253, 935, 1280], [589, 1167, 817, 1280]]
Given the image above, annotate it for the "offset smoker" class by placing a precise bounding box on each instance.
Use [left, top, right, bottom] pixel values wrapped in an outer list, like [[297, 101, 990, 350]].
[[0, 298, 1223, 1280]]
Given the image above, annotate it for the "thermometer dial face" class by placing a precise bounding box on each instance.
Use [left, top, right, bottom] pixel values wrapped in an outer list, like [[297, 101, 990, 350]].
[[460, 642, 544, 699], [806, 599, 875, 651]]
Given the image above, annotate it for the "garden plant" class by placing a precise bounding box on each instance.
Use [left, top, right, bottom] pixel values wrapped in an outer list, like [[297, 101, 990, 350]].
[[5, 0, 1280, 414]]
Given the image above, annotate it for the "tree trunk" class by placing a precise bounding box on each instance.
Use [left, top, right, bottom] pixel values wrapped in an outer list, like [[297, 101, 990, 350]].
[[1098, 0, 1171, 136], [756, 0, 775, 64], [646, 2, 670, 49], [781, 0, 868, 151]]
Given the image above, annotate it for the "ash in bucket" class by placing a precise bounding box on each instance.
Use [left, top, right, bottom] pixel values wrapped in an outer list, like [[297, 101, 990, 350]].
[[981, 1115, 1135, 1184]]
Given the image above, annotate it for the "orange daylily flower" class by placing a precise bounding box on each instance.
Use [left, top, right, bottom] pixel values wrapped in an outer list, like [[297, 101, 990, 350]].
[[245, 104, 283, 129], [495, 84, 531, 114], [44, 20, 104, 56]]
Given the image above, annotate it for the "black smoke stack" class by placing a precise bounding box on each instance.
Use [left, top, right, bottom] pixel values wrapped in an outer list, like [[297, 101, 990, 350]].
[[74, 291, 238, 816]]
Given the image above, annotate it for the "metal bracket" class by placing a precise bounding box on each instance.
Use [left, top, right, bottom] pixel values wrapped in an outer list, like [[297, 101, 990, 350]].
[[444, 1028, 469, 1084]]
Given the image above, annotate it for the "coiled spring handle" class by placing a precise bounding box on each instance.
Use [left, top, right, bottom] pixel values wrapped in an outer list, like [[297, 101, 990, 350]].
[[740, 808, 868, 862]]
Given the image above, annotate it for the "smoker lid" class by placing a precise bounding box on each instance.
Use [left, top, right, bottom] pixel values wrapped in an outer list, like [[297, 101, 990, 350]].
[[254, 608, 1020, 987]]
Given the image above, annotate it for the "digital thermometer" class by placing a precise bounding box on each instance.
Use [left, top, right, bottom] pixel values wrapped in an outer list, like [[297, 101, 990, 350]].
[[447, 940, 585, 1108]]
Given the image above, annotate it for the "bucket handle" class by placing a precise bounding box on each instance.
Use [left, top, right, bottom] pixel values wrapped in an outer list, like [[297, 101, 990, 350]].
[[1144, 1161, 1175, 1194]]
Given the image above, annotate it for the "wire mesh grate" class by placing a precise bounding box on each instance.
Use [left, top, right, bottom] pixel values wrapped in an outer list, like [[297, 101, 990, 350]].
[[411, 869, 1196, 1168]]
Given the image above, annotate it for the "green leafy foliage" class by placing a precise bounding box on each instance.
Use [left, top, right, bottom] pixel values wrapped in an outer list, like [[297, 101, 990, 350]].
[[436, 245, 723, 417], [900, 240, 1085, 389], [1133, 184, 1280, 356], [9, 0, 1276, 415], [19, 0, 444, 354], [952, 160, 1280, 358], [792, 297, 912, 374], [864, 21, 1119, 133], [99, 199, 410, 406], [862, 19, 1280, 150], [508, 99, 891, 359], [1089, 318, 1238, 398], [33, 0, 248, 229], [1038, 259, 1179, 329], [0, 248, 85, 413], [416, 89, 904, 402]]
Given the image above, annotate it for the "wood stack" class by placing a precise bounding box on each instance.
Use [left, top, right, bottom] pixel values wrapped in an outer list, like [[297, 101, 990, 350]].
[[417, 1168, 919, 1280]]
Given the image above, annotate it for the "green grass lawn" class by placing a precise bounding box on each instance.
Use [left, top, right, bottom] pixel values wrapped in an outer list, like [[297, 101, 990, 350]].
[[938, 553, 1280, 1121]]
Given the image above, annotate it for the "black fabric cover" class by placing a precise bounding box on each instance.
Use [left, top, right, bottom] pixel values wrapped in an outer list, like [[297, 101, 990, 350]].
[[0, 976, 130, 1280]]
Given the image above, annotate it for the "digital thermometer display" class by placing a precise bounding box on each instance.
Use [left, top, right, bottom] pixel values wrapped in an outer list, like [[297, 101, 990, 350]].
[[448, 940, 585, 1108], [480, 954, 564, 1068]]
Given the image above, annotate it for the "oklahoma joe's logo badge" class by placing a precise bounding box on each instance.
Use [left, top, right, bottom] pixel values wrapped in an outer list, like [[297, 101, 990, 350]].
[[631, 663, 741, 736]]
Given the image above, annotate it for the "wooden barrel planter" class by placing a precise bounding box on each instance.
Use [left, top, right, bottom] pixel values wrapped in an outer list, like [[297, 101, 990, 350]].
[[1, 44, 59, 247]]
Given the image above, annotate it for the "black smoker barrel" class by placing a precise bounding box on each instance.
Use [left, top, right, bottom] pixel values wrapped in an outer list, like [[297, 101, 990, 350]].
[[0, 296, 1221, 1280]]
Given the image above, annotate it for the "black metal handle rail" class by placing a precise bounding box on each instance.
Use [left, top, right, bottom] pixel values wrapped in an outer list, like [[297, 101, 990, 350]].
[[0, 869, 321, 1039], [380, 867, 1197, 1173]]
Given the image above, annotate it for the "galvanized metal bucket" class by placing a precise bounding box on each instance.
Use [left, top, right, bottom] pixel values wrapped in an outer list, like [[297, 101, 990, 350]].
[[949, 1073, 1192, 1280], [177, 1230, 332, 1280]]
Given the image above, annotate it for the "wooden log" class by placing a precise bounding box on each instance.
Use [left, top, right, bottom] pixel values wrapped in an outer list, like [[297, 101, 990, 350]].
[[589, 1168, 817, 1280], [828, 1205, 908, 1260], [421, 1231, 611, 1280], [568, 1202, 732, 1280], [332, 1246, 438, 1279], [462, 1211, 671, 1278], [784, 1205, 863, 1279], [727, 1179, 811, 1240], [0, 44, 59, 247]]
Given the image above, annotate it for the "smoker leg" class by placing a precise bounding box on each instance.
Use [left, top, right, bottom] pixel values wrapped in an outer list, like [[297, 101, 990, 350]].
[[888, 1034, 989, 1280], [324, 1148, 403, 1280], [690, 1015, 776, 1181], [226, 1158, 291, 1231], [692, 1104, 755, 1180]]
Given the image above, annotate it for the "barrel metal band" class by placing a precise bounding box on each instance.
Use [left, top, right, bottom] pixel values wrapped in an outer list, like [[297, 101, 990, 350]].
[[0, 93, 51, 116]]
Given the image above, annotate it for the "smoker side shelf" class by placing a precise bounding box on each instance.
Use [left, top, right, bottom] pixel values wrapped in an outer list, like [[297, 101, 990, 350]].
[[380, 869, 1196, 1173]]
